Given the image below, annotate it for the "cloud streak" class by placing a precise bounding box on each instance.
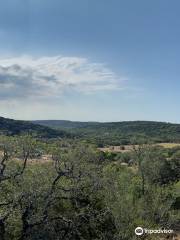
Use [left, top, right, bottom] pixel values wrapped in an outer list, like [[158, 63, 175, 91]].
[[0, 55, 124, 100]]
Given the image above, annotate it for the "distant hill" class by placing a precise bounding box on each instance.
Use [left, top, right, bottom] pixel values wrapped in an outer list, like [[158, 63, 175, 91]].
[[32, 120, 180, 146], [2, 117, 180, 145], [0, 117, 71, 138], [32, 120, 99, 129]]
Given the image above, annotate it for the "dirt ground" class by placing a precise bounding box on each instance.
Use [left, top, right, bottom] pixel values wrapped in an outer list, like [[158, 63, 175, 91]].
[[98, 143, 180, 153]]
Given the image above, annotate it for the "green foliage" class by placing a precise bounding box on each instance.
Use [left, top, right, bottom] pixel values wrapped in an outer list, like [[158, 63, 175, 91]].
[[103, 162, 179, 239], [0, 117, 72, 138], [33, 120, 180, 146], [0, 136, 179, 239]]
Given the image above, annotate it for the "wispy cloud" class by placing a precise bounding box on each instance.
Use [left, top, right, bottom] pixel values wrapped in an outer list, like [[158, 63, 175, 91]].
[[0, 55, 125, 100]]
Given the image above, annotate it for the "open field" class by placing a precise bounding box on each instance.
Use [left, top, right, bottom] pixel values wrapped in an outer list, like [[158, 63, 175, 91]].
[[98, 142, 180, 153], [157, 143, 180, 148]]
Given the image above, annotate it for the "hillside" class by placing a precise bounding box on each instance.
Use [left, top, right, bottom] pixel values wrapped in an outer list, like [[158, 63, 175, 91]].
[[32, 120, 180, 146], [33, 120, 99, 129], [0, 117, 71, 138], [2, 117, 180, 145]]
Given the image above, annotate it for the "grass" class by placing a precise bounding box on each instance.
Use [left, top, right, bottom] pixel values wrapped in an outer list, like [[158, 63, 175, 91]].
[[98, 143, 180, 153]]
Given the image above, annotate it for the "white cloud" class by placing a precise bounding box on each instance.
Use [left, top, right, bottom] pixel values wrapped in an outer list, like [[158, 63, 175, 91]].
[[0, 55, 125, 100]]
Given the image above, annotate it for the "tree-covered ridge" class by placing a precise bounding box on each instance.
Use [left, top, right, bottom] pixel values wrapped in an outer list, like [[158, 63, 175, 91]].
[[0, 117, 71, 138], [33, 120, 180, 146], [33, 120, 99, 129], [2, 116, 180, 145]]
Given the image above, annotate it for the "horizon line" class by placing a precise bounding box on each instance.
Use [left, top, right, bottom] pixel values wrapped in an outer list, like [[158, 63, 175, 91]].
[[0, 116, 179, 125]]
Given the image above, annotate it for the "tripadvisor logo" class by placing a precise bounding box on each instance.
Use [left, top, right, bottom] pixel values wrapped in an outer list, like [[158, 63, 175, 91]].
[[135, 227, 144, 236], [135, 227, 174, 236]]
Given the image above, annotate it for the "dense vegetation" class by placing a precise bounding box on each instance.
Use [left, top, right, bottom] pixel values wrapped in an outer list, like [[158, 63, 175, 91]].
[[2, 116, 180, 146], [33, 120, 99, 129], [0, 117, 179, 239], [0, 135, 179, 240], [33, 120, 180, 146], [0, 117, 71, 138]]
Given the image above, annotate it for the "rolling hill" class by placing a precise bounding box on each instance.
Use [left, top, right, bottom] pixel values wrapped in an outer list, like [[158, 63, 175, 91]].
[[32, 120, 180, 146], [0, 117, 71, 138], [1, 117, 180, 145], [32, 120, 99, 129]]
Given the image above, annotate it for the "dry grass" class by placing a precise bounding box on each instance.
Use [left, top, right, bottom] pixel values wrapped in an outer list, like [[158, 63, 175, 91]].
[[98, 143, 180, 153], [0, 152, 53, 164], [157, 143, 180, 148]]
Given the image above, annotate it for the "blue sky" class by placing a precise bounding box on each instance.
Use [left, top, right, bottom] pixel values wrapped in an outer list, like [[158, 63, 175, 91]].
[[0, 0, 180, 122]]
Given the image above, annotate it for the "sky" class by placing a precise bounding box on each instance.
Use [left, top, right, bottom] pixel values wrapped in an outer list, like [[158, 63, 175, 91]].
[[0, 0, 180, 122]]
